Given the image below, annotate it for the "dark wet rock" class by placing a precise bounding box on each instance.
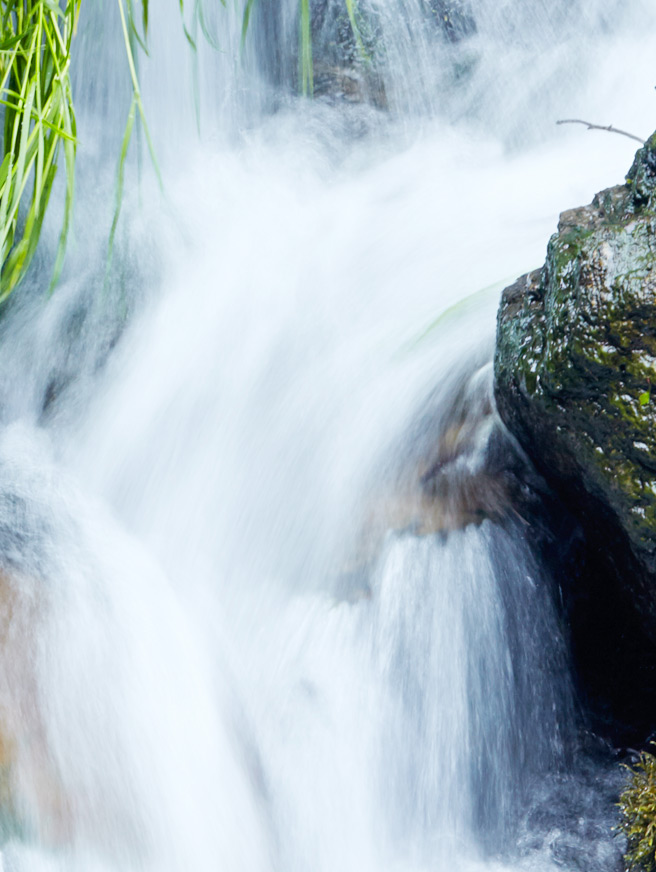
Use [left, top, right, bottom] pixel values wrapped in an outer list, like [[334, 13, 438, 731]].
[[335, 362, 584, 604], [421, 0, 477, 42], [626, 130, 656, 207], [310, 0, 387, 107], [494, 134, 656, 743], [311, 0, 378, 67], [252, 0, 475, 107], [351, 364, 525, 553], [310, 0, 475, 105], [495, 141, 656, 590]]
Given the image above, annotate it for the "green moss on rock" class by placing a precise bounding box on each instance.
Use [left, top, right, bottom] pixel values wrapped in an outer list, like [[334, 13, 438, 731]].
[[618, 746, 656, 872], [626, 132, 656, 209], [494, 135, 656, 619]]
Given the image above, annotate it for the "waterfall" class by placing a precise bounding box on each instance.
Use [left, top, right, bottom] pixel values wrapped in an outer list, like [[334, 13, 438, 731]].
[[0, 0, 651, 868]]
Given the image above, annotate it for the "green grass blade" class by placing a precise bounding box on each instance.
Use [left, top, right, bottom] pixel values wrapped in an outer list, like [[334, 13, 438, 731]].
[[178, 0, 197, 50], [117, 0, 162, 188], [106, 96, 136, 276], [196, 1, 220, 51], [49, 76, 76, 291], [241, 0, 256, 48], [344, 0, 370, 62], [299, 0, 313, 96]]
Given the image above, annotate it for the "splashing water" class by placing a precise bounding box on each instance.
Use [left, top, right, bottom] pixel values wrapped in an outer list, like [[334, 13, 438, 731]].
[[0, 0, 651, 869]]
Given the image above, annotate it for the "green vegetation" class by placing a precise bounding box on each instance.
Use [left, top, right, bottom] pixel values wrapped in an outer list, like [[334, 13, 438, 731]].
[[0, 0, 154, 302], [108, 0, 158, 273], [0, 0, 77, 302], [299, 0, 313, 96], [0, 0, 364, 303], [618, 747, 656, 872]]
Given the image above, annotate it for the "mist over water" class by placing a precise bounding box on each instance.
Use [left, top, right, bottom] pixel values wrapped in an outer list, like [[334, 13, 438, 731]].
[[0, 0, 651, 869]]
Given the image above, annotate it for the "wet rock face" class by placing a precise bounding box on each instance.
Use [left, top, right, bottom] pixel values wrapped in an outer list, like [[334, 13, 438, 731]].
[[496, 142, 656, 609], [494, 136, 656, 742], [421, 0, 477, 42], [335, 361, 581, 609], [626, 131, 656, 207], [253, 0, 476, 107], [309, 0, 386, 107]]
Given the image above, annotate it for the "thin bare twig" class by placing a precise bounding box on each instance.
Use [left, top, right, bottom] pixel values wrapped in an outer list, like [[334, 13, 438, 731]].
[[556, 119, 645, 144]]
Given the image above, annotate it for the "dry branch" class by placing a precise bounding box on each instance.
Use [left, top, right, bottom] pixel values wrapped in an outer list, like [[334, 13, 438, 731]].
[[556, 119, 645, 144]]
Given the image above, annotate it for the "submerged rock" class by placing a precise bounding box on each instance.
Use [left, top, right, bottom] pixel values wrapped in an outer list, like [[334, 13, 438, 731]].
[[313, 64, 387, 109], [494, 133, 656, 742], [334, 362, 572, 604]]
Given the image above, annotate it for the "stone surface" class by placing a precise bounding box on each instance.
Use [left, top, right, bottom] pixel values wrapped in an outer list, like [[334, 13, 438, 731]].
[[494, 133, 656, 741], [422, 0, 477, 42], [496, 138, 656, 618]]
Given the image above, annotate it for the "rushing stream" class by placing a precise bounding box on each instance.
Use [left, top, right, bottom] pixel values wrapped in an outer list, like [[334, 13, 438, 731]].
[[0, 0, 653, 869]]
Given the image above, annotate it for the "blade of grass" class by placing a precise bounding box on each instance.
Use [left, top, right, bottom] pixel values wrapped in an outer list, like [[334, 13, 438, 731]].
[[344, 0, 370, 62], [299, 0, 313, 96], [105, 95, 136, 280], [117, 0, 162, 189], [241, 0, 256, 48]]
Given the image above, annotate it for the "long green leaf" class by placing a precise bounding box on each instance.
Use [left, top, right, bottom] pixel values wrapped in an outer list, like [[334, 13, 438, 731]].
[[241, 0, 256, 48], [344, 0, 370, 62], [299, 0, 313, 96], [106, 95, 136, 278]]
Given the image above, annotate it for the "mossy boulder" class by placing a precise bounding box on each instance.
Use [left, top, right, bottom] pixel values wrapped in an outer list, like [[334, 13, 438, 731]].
[[496, 136, 656, 610], [494, 134, 656, 739]]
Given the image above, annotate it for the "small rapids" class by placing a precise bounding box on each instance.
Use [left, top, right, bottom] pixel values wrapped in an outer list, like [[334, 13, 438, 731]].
[[0, 0, 650, 869]]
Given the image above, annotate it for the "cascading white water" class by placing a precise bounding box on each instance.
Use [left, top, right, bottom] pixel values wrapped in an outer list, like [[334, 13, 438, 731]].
[[0, 0, 652, 869]]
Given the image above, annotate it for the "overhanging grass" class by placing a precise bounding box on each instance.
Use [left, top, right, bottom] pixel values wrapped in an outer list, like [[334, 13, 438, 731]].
[[0, 0, 366, 303]]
